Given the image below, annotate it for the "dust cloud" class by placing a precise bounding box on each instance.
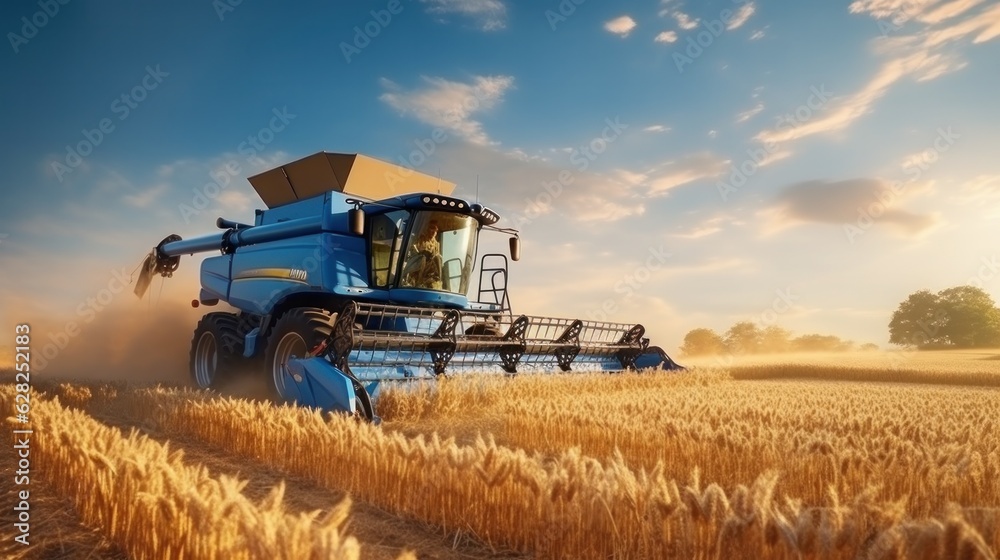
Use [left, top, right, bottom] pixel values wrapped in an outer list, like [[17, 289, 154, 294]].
[[32, 298, 210, 385]]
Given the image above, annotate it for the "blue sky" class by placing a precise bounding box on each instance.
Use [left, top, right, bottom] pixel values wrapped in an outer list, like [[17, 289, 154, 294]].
[[2, 0, 1000, 366]]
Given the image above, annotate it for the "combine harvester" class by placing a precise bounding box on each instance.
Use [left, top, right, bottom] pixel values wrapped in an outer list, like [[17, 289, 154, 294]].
[[136, 152, 682, 422]]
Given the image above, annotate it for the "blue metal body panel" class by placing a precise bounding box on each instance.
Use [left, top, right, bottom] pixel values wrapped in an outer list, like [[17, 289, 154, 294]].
[[322, 234, 370, 289], [257, 195, 328, 225], [200, 255, 231, 301], [387, 288, 469, 308], [283, 357, 359, 414], [633, 348, 684, 371], [198, 288, 220, 303], [228, 233, 338, 314], [243, 327, 261, 358], [631, 353, 666, 370]]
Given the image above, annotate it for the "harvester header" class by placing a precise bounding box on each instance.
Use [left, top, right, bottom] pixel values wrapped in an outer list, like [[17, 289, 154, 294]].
[[135, 151, 682, 422]]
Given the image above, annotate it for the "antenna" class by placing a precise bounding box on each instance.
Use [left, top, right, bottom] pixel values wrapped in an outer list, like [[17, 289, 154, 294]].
[[476, 175, 480, 204], [436, 166, 442, 194]]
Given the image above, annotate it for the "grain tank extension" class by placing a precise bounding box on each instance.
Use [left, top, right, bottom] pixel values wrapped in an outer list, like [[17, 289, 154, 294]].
[[136, 152, 682, 422]]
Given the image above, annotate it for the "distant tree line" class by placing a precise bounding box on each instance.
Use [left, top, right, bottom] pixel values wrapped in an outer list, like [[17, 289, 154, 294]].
[[889, 286, 1000, 348], [679, 322, 877, 357], [682, 286, 1000, 356]]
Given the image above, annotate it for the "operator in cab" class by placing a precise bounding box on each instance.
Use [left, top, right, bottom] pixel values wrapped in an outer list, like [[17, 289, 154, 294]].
[[402, 218, 443, 290]]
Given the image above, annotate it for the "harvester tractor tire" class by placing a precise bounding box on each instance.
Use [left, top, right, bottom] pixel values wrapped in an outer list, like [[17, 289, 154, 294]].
[[189, 312, 242, 389], [264, 307, 336, 401]]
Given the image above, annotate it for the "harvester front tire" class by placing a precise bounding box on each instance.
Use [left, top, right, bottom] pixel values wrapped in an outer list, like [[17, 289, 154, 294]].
[[264, 308, 336, 401], [189, 312, 242, 389]]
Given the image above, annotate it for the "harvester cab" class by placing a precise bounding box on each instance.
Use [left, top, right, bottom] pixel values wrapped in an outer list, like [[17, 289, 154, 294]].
[[136, 152, 682, 422]]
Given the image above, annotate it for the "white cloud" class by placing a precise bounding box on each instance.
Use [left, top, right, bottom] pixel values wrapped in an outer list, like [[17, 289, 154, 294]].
[[412, 144, 726, 224], [735, 103, 765, 124], [655, 30, 679, 43], [605, 15, 637, 37], [379, 75, 515, 146], [749, 29, 766, 40], [848, 0, 931, 20], [923, 2, 1000, 44], [758, 148, 794, 166], [673, 11, 698, 30], [643, 124, 671, 133], [427, 141, 647, 224], [727, 2, 757, 30], [762, 178, 940, 236], [755, 2, 1000, 146], [848, 0, 986, 25], [614, 169, 648, 186], [673, 225, 722, 239], [670, 215, 735, 239], [420, 0, 507, 30], [123, 184, 169, 208], [953, 174, 1000, 203], [755, 51, 957, 145], [214, 190, 254, 214], [920, 0, 986, 24], [646, 152, 731, 194]]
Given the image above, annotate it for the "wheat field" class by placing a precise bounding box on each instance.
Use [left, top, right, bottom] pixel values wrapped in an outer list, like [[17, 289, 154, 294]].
[[2, 349, 998, 559]]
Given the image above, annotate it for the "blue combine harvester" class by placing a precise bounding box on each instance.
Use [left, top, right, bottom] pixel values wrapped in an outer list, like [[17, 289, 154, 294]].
[[136, 152, 682, 422]]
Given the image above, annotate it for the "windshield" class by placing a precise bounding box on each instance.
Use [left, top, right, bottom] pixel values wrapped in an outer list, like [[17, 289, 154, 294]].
[[399, 211, 479, 294]]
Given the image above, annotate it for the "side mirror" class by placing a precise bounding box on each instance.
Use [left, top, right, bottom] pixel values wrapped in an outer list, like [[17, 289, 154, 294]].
[[349, 207, 365, 236], [509, 236, 521, 261]]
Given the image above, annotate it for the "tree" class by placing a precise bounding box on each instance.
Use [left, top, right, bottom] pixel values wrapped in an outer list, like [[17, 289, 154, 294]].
[[724, 321, 761, 354], [759, 325, 792, 353], [680, 328, 726, 356], [937, 286, 1000, 347], [859, 342, 879, 352], [889, 290, 949, 348], [889, 286, 1000, 348]]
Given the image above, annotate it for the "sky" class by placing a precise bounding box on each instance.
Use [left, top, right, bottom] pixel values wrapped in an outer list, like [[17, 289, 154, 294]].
[[1, 0, 999, 372]]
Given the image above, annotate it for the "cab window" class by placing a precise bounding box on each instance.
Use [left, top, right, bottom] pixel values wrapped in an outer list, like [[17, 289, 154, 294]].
[[369, 210, 409, 287]]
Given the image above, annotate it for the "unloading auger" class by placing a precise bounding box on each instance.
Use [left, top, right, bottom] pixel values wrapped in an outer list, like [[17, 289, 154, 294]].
[[136, 152, 683, 422]]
